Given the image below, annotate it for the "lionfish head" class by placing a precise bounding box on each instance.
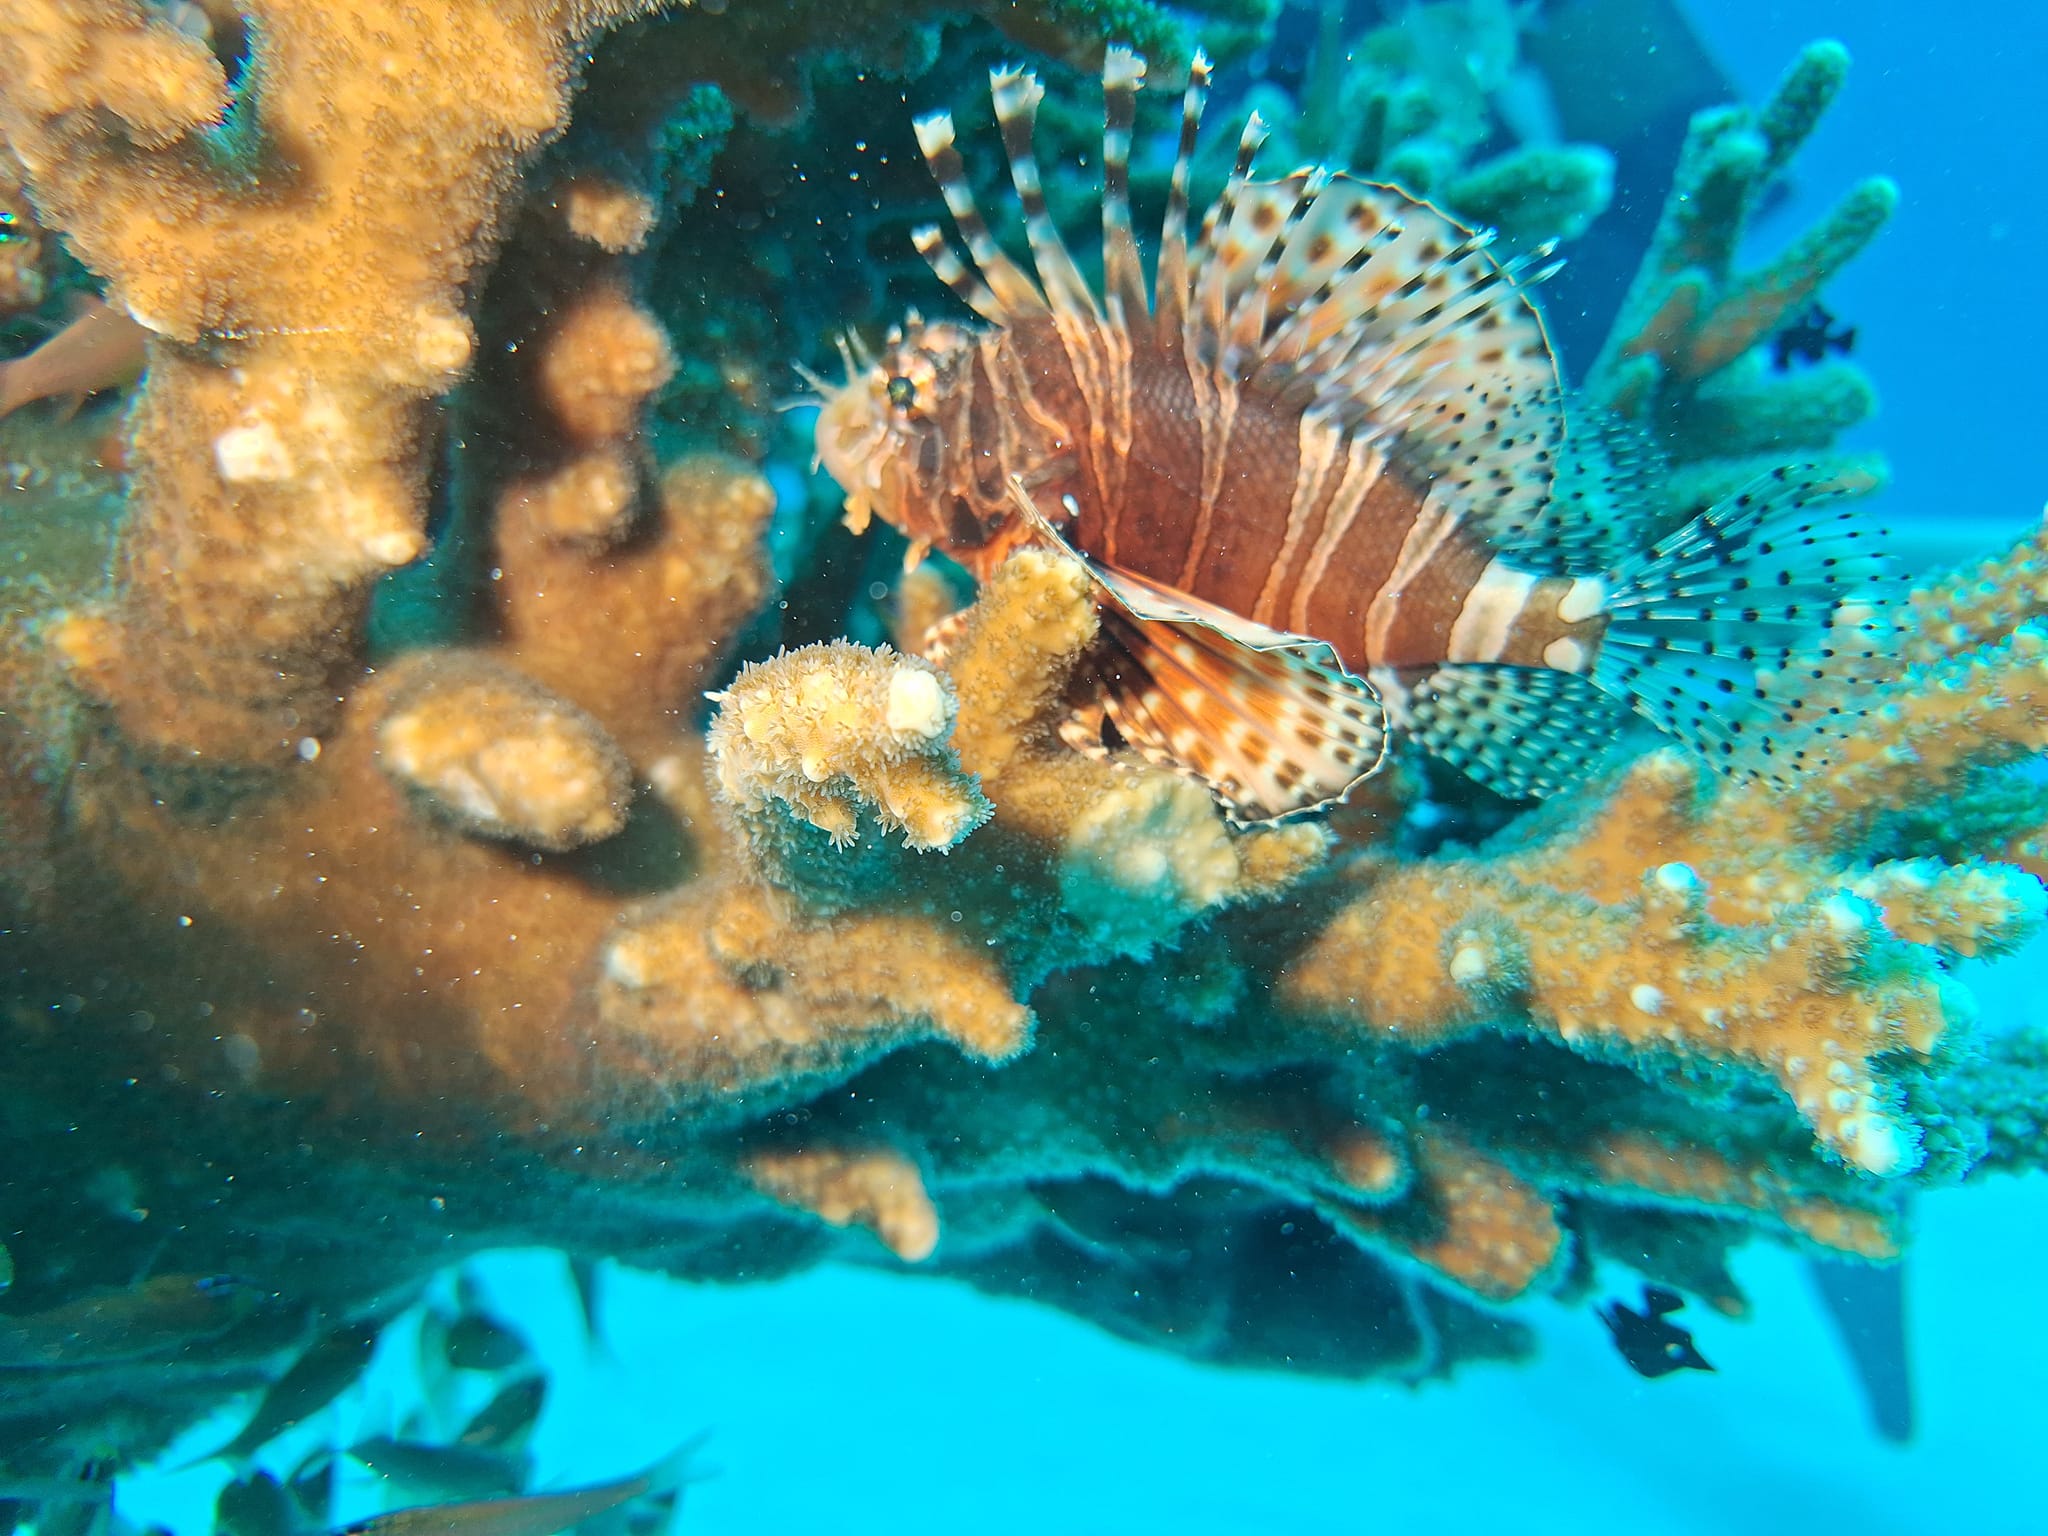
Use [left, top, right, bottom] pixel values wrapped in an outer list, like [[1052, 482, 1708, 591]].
[[811, 313, 977, 544]]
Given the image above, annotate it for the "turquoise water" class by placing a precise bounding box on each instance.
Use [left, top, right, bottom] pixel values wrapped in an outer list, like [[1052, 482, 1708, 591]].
[[123, 1163, 2048, 1533], [11, 2, 2048, 1533]]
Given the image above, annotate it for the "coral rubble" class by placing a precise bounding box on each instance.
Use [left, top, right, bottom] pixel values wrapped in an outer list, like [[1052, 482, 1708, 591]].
[[0, 0, 2044, 1496]]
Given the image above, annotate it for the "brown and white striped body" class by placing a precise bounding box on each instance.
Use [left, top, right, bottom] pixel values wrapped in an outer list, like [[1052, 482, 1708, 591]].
[[866, 309, 1610, 678]]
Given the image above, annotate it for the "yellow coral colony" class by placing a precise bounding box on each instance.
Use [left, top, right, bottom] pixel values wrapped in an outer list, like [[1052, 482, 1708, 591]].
[[708, 640, 991, 852]]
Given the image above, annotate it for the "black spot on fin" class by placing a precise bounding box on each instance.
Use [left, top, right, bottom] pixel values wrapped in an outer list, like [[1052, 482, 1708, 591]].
[[1406, 664, 1635, 799]]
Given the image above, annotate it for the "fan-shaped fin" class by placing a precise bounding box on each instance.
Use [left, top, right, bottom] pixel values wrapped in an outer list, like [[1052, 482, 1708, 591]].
[[1008, 480, 1386, 822], [1170, 170, 1565, 541], [1593, 463, 1895, 780], [1405, 664, 1636, 799], [1077, 602, 1390, 823]]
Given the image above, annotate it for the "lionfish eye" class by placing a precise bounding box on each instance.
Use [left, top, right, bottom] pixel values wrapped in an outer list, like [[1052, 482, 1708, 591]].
[[887, 375, 917, 409]]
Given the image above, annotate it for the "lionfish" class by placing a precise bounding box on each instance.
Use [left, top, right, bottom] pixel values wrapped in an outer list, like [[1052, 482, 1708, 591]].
[[811, 48, 1889, 821]]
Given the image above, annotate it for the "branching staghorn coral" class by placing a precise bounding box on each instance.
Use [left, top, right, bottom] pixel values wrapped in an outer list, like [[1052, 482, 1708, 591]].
[[1, 0, 2046, 1486], [1585, 40, 1895, 514]]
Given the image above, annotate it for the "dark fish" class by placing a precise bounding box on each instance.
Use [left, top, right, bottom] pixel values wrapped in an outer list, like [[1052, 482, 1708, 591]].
[[332, 1436, 707, 1536], [0, 1273, 260, 1368], [1771, 302, 1857, 371], [1, 1464, 116, 1536], [347, 1439, 525, 1505], [217, 1472, 302, 1536], [210, 1320, 382, 1464], [289, 1456, 337, 1530], [813, 49, 1890, 819], [459, 1376, 546, 1455], [1599, 1282, 1716, 1377], [0, 1468, 115, 1506], [439, 1313, 528, 1374]]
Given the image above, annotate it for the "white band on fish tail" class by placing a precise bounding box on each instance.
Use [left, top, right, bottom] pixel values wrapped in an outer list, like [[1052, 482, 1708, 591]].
[[1446, 559, 1538, 664], [1555, 576, 1608, 625]]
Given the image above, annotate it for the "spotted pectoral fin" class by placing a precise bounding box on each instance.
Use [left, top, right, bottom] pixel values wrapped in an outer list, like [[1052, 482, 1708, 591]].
[[1405, 663, 1636, 800], [1076, 603, 1389, 823], [1005, 477, 1389, 820]]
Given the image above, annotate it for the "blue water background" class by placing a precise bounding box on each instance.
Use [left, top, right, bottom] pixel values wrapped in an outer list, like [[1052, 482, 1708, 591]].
[[1696, 1, 2047, 540], [115, 4, 2048, 1532]]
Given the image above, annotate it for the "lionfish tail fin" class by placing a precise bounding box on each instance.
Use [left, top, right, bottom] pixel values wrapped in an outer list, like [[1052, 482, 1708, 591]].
[[1005, 480, 1388, 822], [1592, 464, 1895, 781]]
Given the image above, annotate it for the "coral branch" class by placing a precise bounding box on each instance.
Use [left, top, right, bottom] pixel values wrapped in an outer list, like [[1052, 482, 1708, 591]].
[[0, 0, 677, 764]]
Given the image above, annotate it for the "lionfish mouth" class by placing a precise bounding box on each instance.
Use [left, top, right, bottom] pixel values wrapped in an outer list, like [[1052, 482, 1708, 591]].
[[802, 336, 896, 532]]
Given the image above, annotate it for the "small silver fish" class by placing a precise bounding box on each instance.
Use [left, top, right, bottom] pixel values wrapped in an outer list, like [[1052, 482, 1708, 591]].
[[0, 1273, 259, 1368], [332, 1437, 707, 1536], [458, 1376, 546, 1455], [217, 1472, 303, 1536], [347, 1439, 525, 1506], [439, 1314, 527, 1374]]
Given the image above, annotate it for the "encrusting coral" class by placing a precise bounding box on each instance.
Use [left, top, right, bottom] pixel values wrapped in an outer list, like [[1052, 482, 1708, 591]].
[[0, 0, 2045, 1487]]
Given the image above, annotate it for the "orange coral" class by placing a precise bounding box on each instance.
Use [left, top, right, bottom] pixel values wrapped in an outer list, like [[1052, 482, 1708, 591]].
[[594, 880, 1032, 1111], [0, 0, 679, 764], [376, 653, 632, 852], [708, 641, 990, 853], [1327, 1133, 1563, 1304], [1582, 1131, 1899, 1260], [747, 1145, 941, 1262]]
